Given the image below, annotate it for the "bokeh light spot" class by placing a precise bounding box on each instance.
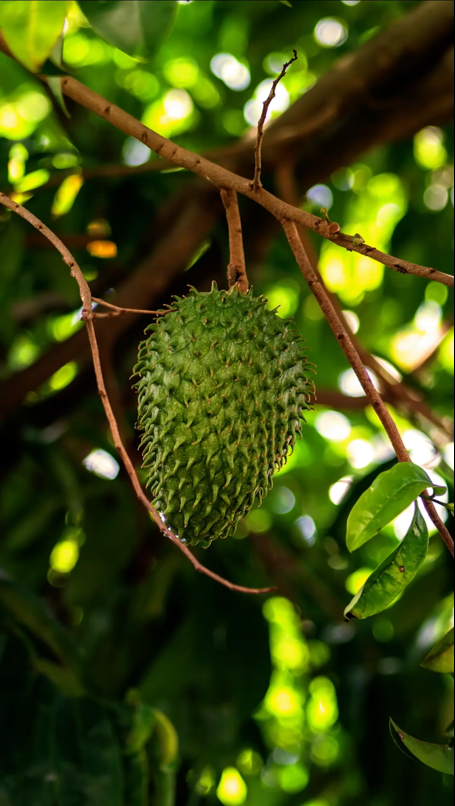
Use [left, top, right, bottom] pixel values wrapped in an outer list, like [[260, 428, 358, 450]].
[[315, 411, 351, 442], [329, 476, 353, 505], [49, 362, 78, 391], [424, 184, 448, 211], [211, 53, 250, 91], [295, 515, 317, 546], [414, 127, 447, 170], [216, 768, 247, 806], [347, 439, 375, 469], [345, 568, 373, 595], [314, 18, 348, 48], [270, 487, 296, 514], [243, 509, 272, 533], [265, 281, 300, 317], [307, 184, 333, 209], [50, 539, 79, 574], [83, 449, 120, 480], [86, 240, 117, 258], [277, 763, 309, 793], [244, 79, 289, 125], [51, 175, 84, 217], [122, 137, 151, 166]]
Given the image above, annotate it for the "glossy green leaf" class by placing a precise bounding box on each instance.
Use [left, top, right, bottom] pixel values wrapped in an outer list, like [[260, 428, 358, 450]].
[[421, 627, 455, 674], [78, 0, 178, 62], [0, 0, 69, 72], [390, 720, 455, 775], [345, 504, 428, 620], [346, 463, 437, 552], [446, 721, 454, 738]]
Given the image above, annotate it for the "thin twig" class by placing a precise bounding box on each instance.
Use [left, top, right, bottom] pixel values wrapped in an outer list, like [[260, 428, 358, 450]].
[[220, 189, 248, 293], [0, 40, 448, 289], [253, 50, 298, 192], [92, 297, 172, 317], [0, 191, 275, 595], [282, 219, 454, 558]]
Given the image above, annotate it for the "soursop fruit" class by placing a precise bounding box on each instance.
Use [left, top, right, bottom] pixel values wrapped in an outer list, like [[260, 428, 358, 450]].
[[134, 283, 314, 547]]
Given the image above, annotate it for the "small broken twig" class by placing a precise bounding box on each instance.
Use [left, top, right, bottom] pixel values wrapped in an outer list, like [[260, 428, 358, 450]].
[[252, 49, 298, 192], [220, 189, 248, 293], [91, 297, 172, 318]]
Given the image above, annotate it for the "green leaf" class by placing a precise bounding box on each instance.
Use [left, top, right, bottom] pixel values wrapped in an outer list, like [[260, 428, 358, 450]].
[[346, 463, 435, 552], [390, 720, 455, 775], [345, 503, 428, 620], [421, 627, 455, 674], [280, 1, 293, 6], [47, 76, 71, 118], [78, 0, 178, 62], [0, 0, 69, 72], [446, 721, 455, 739]]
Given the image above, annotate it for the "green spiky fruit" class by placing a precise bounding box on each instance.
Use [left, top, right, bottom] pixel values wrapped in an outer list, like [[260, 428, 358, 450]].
[[134, 283, 314, 547]]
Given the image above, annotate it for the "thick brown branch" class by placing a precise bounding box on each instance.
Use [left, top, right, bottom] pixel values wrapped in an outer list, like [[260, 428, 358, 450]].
[[0, 192, 275, 595], [0, 31, 451, 289], [252, 50, 298, 192], [282, 219, 454, 557], [220, 189, 248, 293]]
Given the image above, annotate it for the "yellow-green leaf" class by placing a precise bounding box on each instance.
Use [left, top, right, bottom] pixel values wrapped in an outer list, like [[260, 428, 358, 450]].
[[390, 719, 455, 775], [421, 627, 455, 674], [0, 1, 69, 72], [346, 463, 438, 552], [345, 504, 428, 621]]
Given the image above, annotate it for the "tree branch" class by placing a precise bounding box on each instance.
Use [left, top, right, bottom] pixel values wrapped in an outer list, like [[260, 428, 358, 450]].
[[220, 189, 248, 293], [0, 30, 451, 289], [91, 297, 174, 318], [282, 219, 454, 557], [275, 163, 453, 440], [0, 191, 275, 596], [252, 49, 297, 192]]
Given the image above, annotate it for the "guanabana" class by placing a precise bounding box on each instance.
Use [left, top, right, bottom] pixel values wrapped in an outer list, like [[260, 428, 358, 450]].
[[134, 283, 314, 547]]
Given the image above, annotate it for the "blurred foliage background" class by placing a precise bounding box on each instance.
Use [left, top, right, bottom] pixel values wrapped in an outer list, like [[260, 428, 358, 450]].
[[0, 1, 453, 805]]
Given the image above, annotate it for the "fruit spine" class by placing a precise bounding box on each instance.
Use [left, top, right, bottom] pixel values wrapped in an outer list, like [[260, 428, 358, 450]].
[[134, 283, 314, 547]]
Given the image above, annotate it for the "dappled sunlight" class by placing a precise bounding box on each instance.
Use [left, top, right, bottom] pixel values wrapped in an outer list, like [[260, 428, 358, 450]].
[[320, 172, 408, 303]]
